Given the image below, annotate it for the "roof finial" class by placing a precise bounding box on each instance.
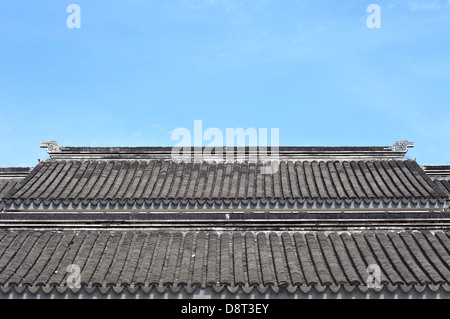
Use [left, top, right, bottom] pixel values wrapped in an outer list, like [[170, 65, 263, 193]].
[[393, 140, 414, 152], [40, 141, 61, 153]]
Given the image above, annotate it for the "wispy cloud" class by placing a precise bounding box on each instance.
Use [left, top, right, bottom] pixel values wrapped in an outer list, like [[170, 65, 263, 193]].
[[410, 0, 450, 11]]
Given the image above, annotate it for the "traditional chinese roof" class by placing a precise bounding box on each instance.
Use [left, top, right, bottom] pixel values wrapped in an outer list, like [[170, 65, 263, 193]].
[[3, 159, 447, 211], [0, 141, 449, 299], [0, 229, 448, 296]]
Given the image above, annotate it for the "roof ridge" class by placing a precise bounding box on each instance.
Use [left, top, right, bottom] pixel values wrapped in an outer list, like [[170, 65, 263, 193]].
[[39, 140, 414, 161]]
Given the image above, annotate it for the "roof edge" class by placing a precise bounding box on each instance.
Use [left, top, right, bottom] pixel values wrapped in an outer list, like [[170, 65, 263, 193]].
[[40, 140, 414, 161], [423, 165, 450, 179], [0, 167, 34, 180]]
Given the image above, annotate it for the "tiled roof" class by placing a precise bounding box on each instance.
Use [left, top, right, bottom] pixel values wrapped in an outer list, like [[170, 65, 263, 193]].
[[422, 165, 450, 198], [438, 179, 450, 192], [0, 167, 33, 211], [3, 159, 448, 209], [435, 179, 450, 194], [1, 142, 449, 298], [0, 180, 21, 212], [0, 230, 449, 295]]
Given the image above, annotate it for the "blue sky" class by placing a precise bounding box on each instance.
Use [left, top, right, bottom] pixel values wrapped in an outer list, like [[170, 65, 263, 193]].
[[1, 0, 449, 166]]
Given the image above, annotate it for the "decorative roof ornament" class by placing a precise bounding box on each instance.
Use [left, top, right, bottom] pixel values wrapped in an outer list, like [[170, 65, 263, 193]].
[[40, 141, 61, 153], [392, 140, 414, 152]]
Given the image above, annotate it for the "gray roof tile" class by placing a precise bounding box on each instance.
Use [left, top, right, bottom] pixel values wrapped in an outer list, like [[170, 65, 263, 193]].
[[0, 180, 22, 211], [206, 232, 219, 285], [244, 232, 259, 286], [434, 179, 450, 195], [281, 232, 304, 285], [3, 159, 447, 210], [0, 230, 445, 293]]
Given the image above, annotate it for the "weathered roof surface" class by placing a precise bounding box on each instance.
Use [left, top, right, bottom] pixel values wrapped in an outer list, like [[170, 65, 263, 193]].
[[0, 230, 448, 295], [422, 165, 450, 197], [435, 180, 450, 194], [0, 180, 20, 198], [0, 180, 22, 212], [0, 167, 32, 212], [431, 171, 450, 196], [3, 159, 448, 210]]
